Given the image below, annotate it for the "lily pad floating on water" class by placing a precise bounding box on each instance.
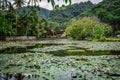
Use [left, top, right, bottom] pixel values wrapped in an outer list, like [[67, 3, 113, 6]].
[[0, 39, 120, 80]]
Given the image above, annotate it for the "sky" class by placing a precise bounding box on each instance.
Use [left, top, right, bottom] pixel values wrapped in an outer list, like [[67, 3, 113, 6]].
[[9, 0, 103, 10], [39, 0, 103, 10]]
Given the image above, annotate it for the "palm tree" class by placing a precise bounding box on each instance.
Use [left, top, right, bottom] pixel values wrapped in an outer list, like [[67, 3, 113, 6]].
[[0, 0, 10, 11], [28, 0, 39, 6], [13, 0, 26, 30], [28, 0, 71, 6], [13, 0, 26, 9], [0, 0, 2, 10]]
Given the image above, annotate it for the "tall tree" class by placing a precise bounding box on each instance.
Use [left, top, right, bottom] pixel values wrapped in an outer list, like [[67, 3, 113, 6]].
[[13, 0, 26, 32], [28, 0, 39, 6], [13, 0, 26, 9], [0, 0, 11, 10]]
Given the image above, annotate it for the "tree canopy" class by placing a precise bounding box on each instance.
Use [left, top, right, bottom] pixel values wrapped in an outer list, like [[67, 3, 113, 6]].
[[79, 0, 120, 34], [49, 1, 94, 23]]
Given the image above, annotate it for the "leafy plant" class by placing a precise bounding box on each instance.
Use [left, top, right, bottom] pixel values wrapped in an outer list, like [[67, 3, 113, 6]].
[[65, 17, 112, 40], [0, 10, 17, 37]]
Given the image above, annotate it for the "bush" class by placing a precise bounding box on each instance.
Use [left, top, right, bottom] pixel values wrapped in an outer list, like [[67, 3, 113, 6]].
[[92, 24, 111, 40], [65, 17, 112, 40]]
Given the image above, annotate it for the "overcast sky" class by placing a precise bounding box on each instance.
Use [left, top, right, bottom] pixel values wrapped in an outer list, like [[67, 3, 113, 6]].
[[38, 0, 103, 10], [9, 0, 103, 10]]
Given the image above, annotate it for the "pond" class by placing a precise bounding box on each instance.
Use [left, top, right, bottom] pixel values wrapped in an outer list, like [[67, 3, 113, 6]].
[[0, 39, 120, 80]]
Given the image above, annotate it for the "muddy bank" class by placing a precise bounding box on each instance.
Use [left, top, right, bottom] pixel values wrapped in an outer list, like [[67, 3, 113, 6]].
[[6, 36, 36, 41]]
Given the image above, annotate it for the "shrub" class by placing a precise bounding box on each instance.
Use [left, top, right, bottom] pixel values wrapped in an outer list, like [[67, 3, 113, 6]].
[[92, 24, 111, 39], [65, 17, 112, 40]]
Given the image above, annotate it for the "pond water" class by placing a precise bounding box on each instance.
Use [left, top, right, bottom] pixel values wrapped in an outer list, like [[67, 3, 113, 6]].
[[0, 39, 120, 80]]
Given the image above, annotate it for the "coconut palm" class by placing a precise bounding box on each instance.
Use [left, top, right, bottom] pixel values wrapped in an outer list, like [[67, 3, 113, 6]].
[[28, 0, 71, 6], [13, 0, 26, 9], [0, 0, 10, 10], [28, 0, 39, 6], [0, 0, 2, 10], [13, 0, 26, 32]]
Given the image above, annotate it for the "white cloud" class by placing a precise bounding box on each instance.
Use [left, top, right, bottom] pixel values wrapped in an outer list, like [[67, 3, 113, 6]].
[[8, 0, 103, 10]]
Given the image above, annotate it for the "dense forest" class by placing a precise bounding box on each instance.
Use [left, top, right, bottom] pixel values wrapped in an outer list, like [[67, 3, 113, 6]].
[[80, 0, 120, 35], [49, 1, 94, 23]]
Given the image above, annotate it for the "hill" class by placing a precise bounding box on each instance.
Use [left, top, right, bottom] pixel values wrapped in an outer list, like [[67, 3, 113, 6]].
[[49, 1, 95, 23], [92, 0, 120, 23], [17, 1, 95, 21], [18, 6, 50, 18]]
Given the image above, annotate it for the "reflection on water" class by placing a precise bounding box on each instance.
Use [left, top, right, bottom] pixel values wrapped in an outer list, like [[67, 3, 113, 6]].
[[0, 43, 120, 56], [49, 50, 120, 56]]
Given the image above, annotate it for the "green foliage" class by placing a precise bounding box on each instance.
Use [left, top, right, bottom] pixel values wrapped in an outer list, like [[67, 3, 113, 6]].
[[79, 10, 93, 17], [92, 24, 105, 39], [115, 30, 120, 35], [65, 17, 112, 40], [49, 1, 94, 23], [78, 0, 120, 35], [65, 17, 95, 40], [17, 10, 46, 37], [0, 10, 17, 37], [92, 24, 112, 40], [0, 7, 47, 37], [48, 1, 95, 33], [91, 0, 120, 32], [47, 21, 66, 32], [0, 0, 71, 37]]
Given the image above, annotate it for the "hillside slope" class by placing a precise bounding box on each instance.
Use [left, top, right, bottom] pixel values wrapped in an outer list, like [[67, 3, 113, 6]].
[[49, 1, 95, 23], [18, 6, 50, 18]]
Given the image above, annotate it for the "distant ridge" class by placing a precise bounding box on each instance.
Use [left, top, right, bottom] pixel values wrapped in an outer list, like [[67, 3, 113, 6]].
[[18, 6, 50, 18]]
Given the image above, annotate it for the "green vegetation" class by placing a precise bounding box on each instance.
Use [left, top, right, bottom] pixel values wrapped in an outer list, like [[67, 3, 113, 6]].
[[49, 1, 94, 23], [0, 39, 120, 80], [0, 8, 46, 37], [80, 0, 120, 35], [0, 0, 71, 38], [1, 52, 119, 80], [0, 10, 16, 37], [48, 0, 120, 40], [0, 0, 120, 40], [65, 17, 112, 40], [46, 1, 95, 32]]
